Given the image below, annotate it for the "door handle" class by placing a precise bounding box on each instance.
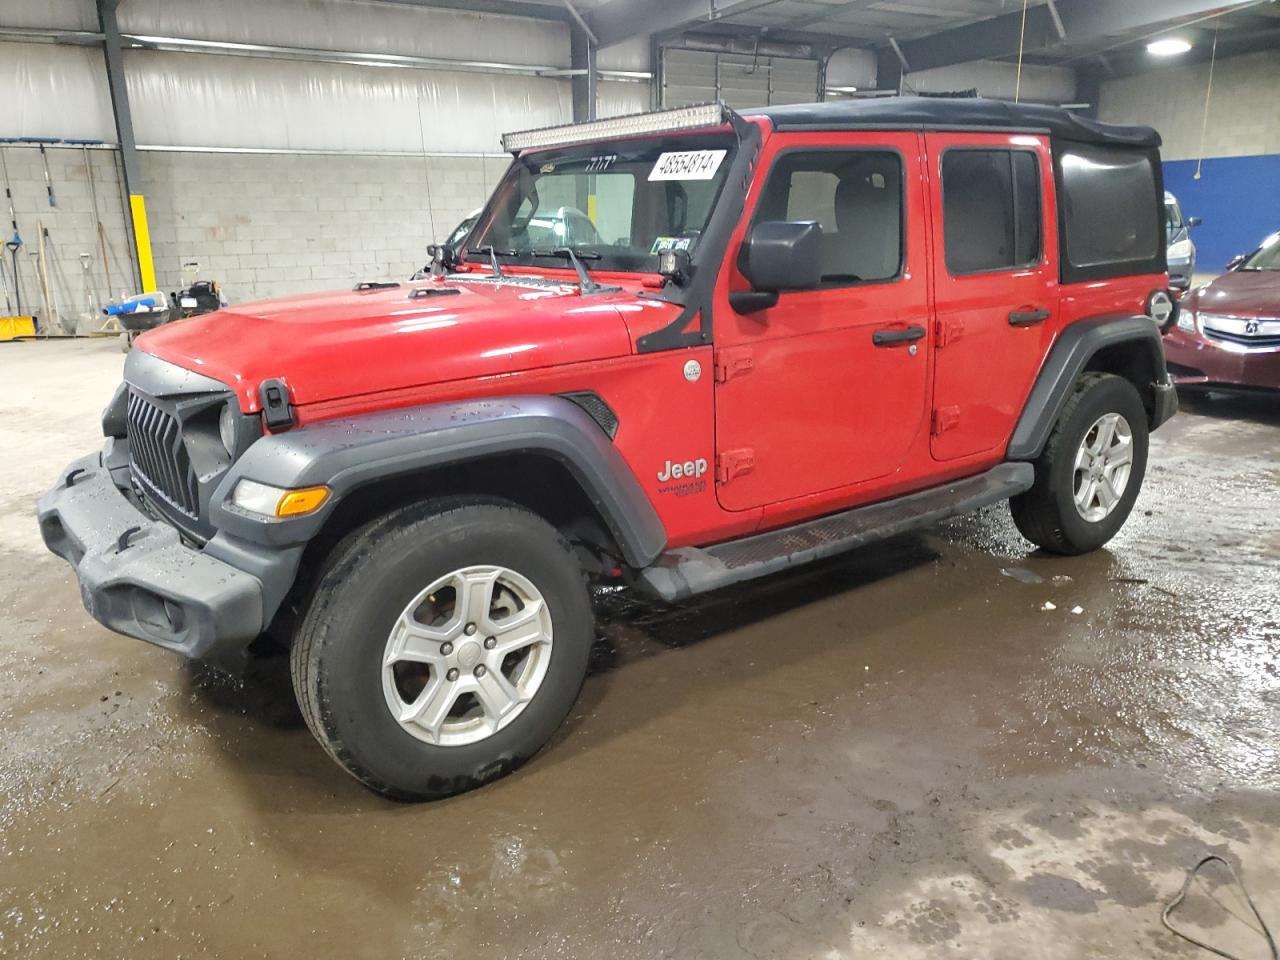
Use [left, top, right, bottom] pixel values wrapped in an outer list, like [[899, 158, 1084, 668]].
[[872, 323, 926, 346], [1008, 307, 1051, 326]]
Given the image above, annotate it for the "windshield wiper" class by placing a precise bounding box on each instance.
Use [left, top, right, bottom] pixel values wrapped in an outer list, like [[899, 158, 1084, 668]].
[[467, 245, 516, 278], [530, 248, 605, 293]]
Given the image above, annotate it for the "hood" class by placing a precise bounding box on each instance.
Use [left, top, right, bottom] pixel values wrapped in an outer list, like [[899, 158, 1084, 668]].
[[1190, 270, 1280, 317], [136, 277, 643, 412]]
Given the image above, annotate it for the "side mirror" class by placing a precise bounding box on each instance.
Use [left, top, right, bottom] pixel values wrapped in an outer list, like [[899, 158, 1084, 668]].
[[731, 220, 823, 315], [1225, 254, 1247, 272], [1187, 216, 1202, 228]]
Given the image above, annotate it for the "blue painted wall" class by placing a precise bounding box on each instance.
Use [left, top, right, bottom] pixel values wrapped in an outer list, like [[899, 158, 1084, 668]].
[[1163, 154, 1280, 274]]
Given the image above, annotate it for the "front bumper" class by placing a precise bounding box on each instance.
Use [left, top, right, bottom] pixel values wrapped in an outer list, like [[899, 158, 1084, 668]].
[[1163, 328, 1280, 392], [1167, 257, 1194, 290], [38, 451, 267, 662]]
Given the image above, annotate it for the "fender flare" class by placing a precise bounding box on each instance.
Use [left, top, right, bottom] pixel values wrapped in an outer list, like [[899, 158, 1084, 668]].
[[1007, 314, 1174, 461], [208, 395, 668, 568]]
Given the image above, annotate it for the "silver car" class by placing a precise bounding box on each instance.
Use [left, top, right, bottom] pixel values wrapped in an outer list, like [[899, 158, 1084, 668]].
[[1165, 191, 1199, 290]]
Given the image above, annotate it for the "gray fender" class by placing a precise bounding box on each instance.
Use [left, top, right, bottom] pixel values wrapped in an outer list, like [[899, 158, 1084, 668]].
[[1007, 314, 1174, 461], [208, 395, 668, 567]]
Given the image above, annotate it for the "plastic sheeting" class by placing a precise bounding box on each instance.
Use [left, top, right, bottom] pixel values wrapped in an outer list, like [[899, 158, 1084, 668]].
[[125, 51, 572, 153], [118, 0, 570, 68], [598, 36, 650, 73], [0, 42, 116, 141], [825, 47, 877, 91], [3, 0, 98, 32], [906, 61, 1077, 104], [598, 81, 650, 119]]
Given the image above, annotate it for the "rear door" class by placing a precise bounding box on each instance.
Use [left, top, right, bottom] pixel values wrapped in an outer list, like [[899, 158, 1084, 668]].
[[713, 131, 931, 512], [925, 133, 1059, 461]]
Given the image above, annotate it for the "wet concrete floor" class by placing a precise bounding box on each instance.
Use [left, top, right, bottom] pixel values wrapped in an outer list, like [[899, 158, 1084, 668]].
[[1, 338, 1277, 958]]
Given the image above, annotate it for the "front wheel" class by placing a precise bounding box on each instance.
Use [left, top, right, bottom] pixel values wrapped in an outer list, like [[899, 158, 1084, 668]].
[[1010, 373, 1149, 555], [290, 498, 594, 801]]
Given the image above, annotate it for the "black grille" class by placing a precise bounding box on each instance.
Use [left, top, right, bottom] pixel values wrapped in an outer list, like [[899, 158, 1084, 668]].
[[127, 391, 199, 517], [1203, 328, 1280, 349]]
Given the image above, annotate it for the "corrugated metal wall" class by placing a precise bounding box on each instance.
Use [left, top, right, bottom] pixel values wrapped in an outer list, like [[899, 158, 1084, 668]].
[[0, 0, 578, 155]]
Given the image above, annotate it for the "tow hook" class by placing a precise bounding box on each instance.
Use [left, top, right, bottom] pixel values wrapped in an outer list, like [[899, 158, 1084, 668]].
[[116, 525, 143, 553]]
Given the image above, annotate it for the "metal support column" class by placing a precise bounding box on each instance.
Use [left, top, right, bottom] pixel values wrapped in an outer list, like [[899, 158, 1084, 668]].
[[570, 26, 598, 122], [97, 0, 155, 293]]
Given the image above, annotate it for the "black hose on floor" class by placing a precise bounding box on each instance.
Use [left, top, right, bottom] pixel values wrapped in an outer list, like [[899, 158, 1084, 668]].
[[1163, 854, 1277, 960]]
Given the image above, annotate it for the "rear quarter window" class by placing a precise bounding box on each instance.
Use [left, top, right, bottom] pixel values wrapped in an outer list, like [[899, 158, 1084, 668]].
[[1057, 144, 1163, 282]]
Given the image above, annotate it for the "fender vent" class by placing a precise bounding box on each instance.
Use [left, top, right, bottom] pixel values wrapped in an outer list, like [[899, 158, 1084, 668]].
[[559, 391, 619, 440]]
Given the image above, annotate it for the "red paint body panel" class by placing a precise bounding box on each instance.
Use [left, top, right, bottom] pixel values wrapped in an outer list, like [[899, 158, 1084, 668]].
[[924, 132, 1061, 462], [137, 278, 640, 413], [712, 130, 932, 513]]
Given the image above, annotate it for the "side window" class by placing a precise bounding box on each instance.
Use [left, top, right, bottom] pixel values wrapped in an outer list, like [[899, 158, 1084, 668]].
[[753, 150, 903, 285], [942, 149, 1041, 275], [1059, 144, 1161, 274]]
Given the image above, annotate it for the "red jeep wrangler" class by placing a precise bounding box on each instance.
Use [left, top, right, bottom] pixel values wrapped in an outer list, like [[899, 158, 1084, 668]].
[[39, 98, 1178, 800]]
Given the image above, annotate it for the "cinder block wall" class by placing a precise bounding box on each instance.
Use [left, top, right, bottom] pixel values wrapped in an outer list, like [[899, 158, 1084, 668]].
[[1099, 50, 1280, 161], [142, 152, 500, 300], [0, 145, 501, 333], [0, 145, 134, 334]]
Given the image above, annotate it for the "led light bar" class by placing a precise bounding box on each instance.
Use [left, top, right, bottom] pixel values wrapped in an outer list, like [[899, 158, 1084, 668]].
[[502, 102, 730, 153]]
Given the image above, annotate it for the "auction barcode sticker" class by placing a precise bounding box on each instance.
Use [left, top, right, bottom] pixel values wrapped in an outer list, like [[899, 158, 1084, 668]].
[[648, 150, 728, 181]]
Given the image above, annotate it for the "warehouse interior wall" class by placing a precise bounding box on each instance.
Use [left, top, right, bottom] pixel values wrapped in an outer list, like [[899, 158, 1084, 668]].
[[0, 0, 574, 327], [1100, 49, 1280, 273]]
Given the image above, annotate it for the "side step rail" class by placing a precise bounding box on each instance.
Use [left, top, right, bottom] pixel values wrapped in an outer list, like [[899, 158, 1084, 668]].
[[637, 463, 1034, 601]]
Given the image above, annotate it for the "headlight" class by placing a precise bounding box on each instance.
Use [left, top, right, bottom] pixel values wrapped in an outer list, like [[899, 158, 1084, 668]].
[[231, 479, 330, 519], [1177, 309, 1196, 332], [218, 402, 238, 455], [1167, 238, 1192, 260]]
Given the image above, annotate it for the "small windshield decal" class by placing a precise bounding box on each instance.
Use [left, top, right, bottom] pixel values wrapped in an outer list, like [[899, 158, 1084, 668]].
[[648, 149, 727, 181], [649, 236, 694, 255]]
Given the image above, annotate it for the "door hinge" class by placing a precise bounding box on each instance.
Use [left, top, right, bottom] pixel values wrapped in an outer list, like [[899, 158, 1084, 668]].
[[714, 349, 754, 383], [716, 448, 755, 484], [935, 317, 964, 348], [931, 405, 961, 436]]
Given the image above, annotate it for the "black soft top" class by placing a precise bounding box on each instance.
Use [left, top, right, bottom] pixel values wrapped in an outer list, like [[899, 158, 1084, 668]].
[[748, 96, 1160, 149]]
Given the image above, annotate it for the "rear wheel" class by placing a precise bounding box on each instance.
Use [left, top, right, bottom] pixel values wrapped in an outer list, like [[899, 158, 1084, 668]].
[[1010, 373, 1149, 555], [291, 498, 594, 800]]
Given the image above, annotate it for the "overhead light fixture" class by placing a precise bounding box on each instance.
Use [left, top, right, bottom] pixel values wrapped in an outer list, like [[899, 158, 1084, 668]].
[[1147, 38, 1192, 57]]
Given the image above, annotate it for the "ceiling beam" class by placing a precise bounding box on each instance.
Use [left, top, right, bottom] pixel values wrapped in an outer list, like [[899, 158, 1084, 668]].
[[895, 0, 1264, 73], [585, 0, 788, 47], [364, 0, 574, 23]]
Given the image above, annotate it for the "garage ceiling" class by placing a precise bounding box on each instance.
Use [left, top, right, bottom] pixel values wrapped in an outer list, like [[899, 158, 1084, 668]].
[[535, 0, 1280, 78]]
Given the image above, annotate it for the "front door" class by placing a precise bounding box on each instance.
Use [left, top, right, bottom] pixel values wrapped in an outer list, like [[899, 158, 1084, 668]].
[[925, 132, 1059, 461], [713, 132, 931, 513]]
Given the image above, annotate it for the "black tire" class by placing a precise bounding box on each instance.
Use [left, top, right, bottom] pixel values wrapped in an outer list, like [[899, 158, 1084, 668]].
[[1010, 373, 1149, 556], [290, 497, 594, 801]]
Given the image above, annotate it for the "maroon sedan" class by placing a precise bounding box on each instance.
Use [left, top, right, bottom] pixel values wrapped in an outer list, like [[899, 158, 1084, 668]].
[[1163, 231, 1280, 393]]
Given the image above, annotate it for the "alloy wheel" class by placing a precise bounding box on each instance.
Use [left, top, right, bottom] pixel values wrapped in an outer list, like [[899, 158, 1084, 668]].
[[381, 565, 553, 746], [1072, 412, 1134, 522]]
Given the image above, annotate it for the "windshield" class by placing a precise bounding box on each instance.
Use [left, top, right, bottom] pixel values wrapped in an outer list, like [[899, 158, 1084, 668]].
[[1165, 198, 1184, 240], [467, 133, 737, 273], [1241, 231, 1280, 271]]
